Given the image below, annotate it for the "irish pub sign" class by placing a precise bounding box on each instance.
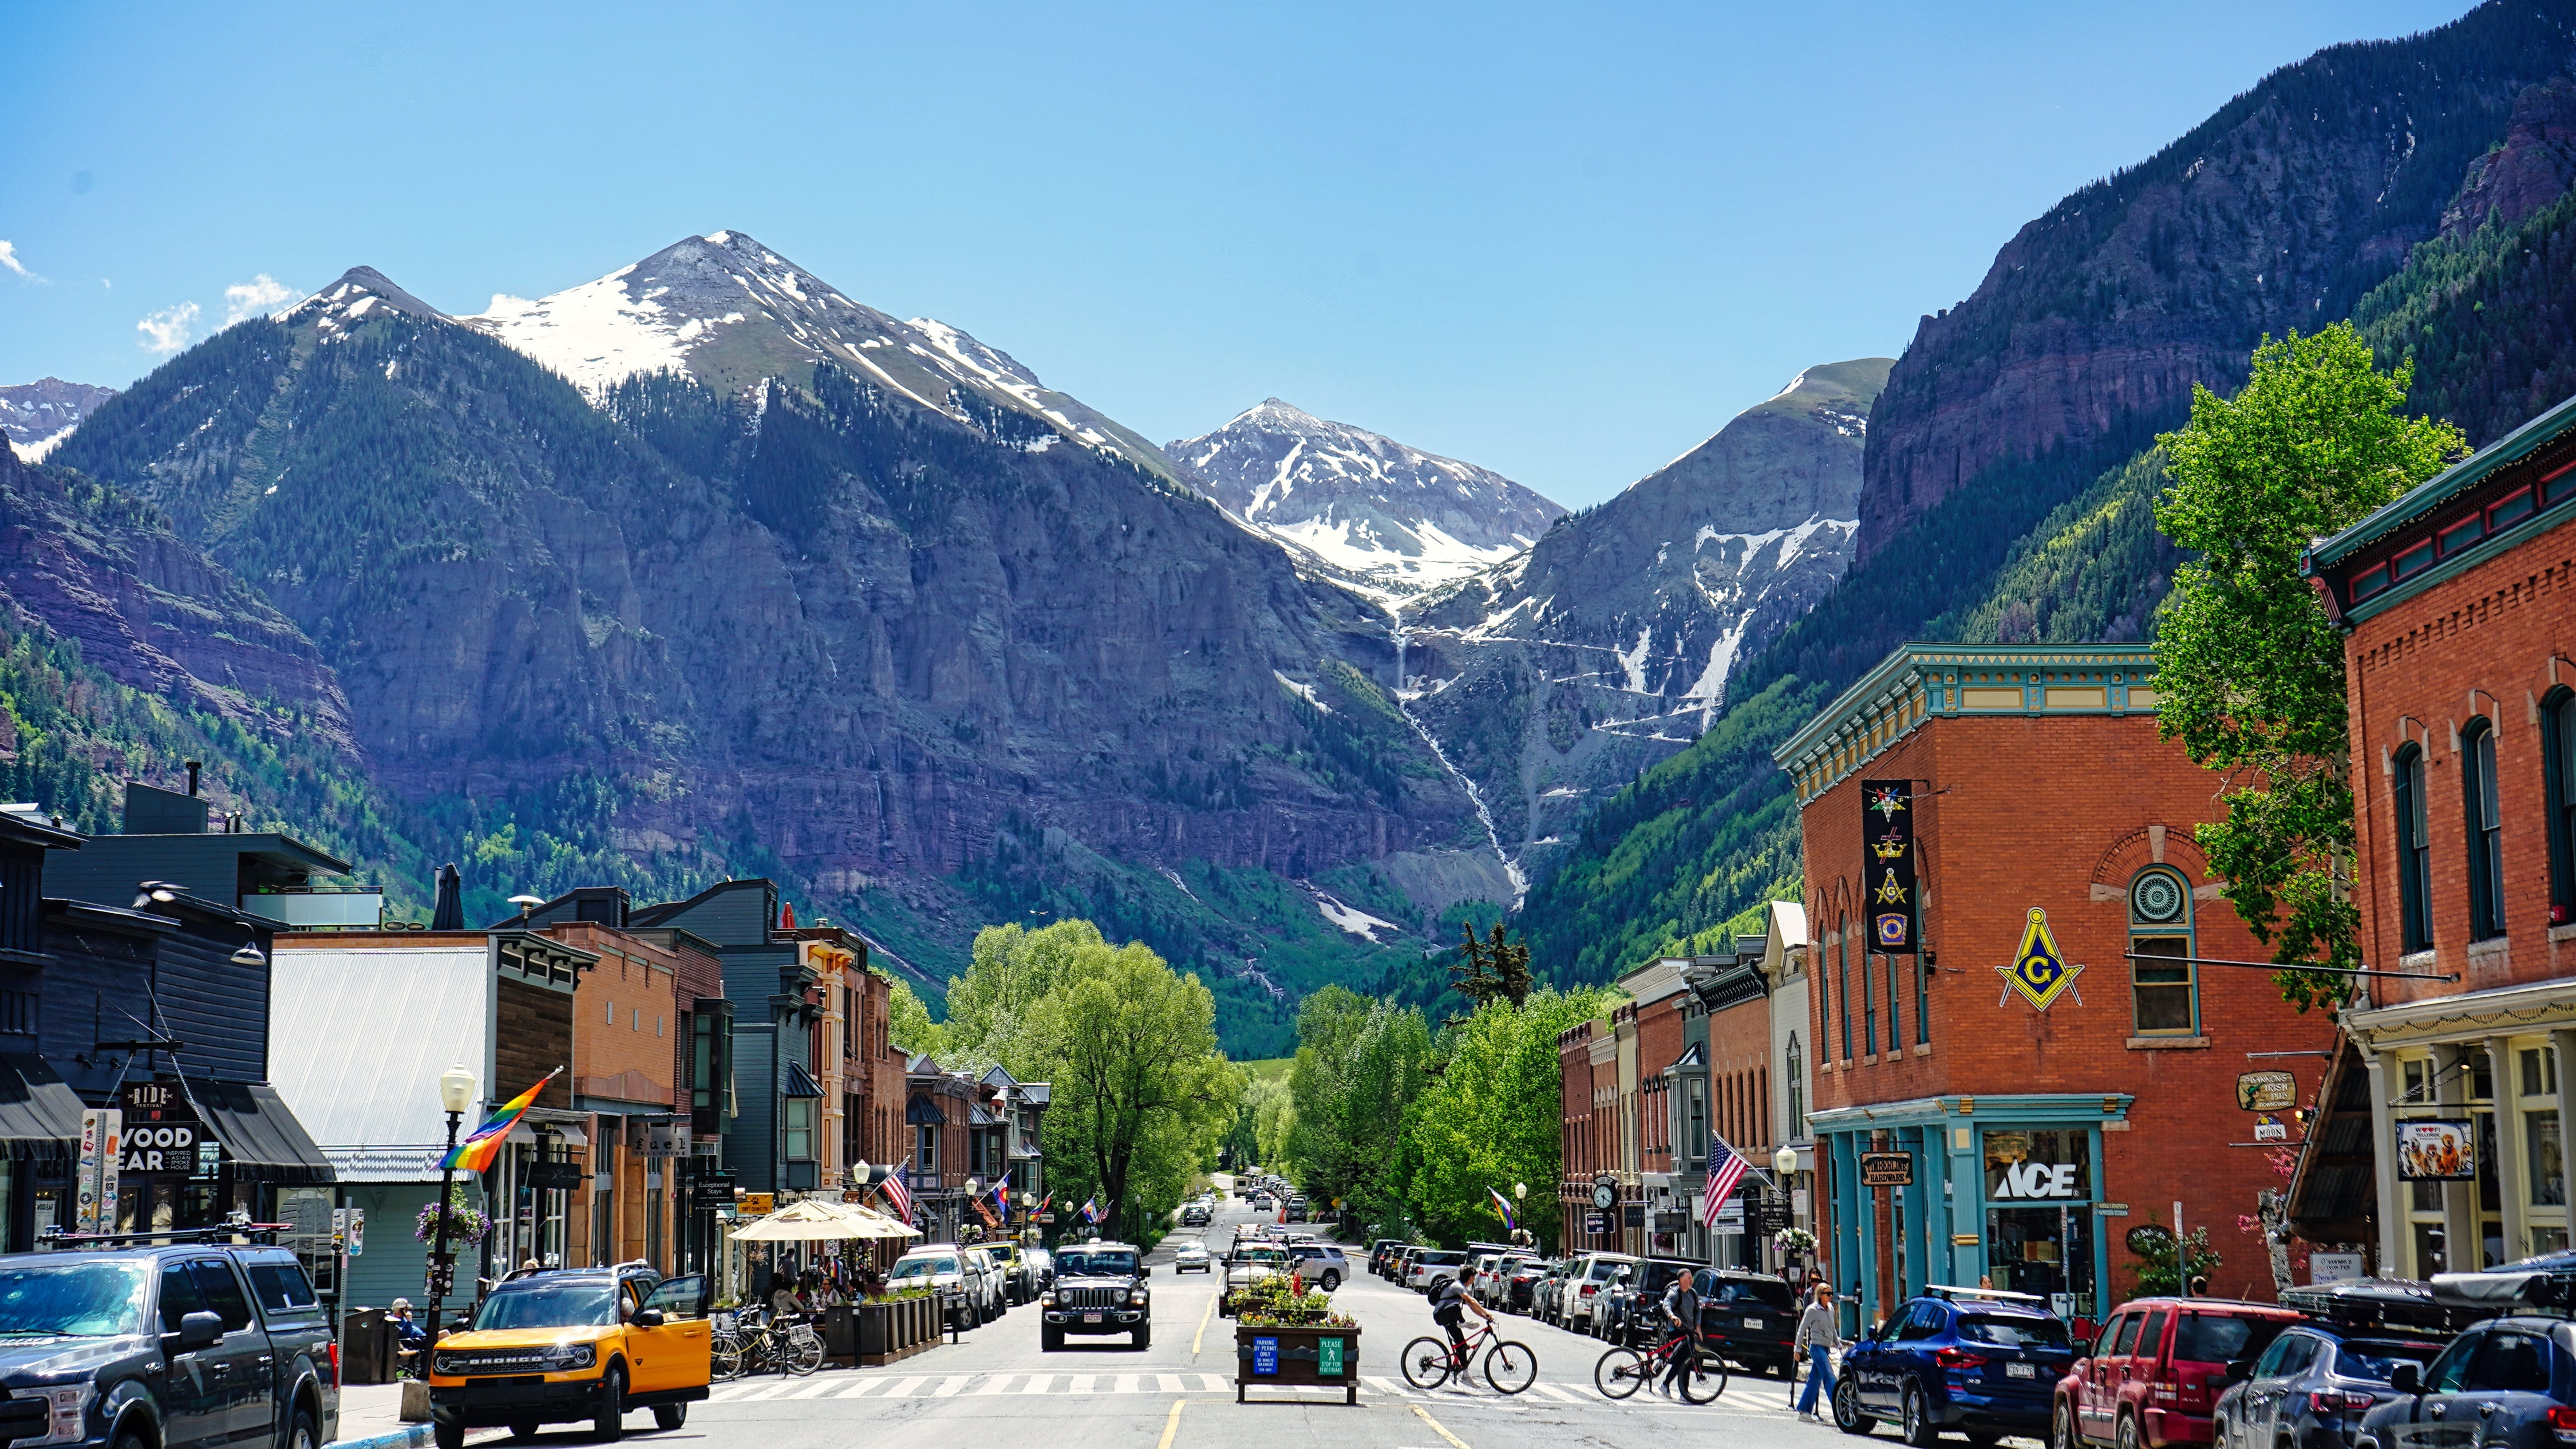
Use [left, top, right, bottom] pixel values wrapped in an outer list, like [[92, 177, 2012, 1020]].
[[1862, 779, 1918, 952]]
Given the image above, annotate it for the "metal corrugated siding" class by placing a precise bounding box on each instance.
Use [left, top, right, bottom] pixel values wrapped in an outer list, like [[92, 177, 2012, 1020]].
[[268, 946, 490, 1179]]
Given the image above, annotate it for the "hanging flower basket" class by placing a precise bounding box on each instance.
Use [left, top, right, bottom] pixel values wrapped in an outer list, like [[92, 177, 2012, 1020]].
[[416, 1194, 492, 1246], [1772, 1226, 1818, 1255]]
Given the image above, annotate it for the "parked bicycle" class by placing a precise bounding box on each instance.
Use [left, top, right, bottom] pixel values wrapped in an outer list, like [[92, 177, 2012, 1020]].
[[711, 1309, 823, 1379], [1595, 1326, 1726, 1403], [1401, 1317, 1536, 1393]]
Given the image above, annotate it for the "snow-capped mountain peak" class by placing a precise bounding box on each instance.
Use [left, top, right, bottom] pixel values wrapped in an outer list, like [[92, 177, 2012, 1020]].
[[1167, 400, 1563, 599], [273, 267, 448, 337], [1, 377, 117, 463], [456, 232, 1170, 472]]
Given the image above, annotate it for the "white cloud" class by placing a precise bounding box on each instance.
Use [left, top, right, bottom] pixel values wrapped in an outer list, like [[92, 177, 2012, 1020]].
[[222, 274, 295, 327], [136, 302, 200, 356], [0, 242, 37, 281]]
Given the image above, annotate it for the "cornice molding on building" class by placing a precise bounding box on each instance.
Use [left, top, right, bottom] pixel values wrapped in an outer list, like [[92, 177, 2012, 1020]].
[[2345, 972, 2576, 1040], [1773, 642, 2160, 806]]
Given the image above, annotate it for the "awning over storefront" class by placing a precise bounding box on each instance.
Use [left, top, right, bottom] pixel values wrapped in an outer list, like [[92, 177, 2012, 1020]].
[[783, 1063, 824, 1099], [189, 1080, 335, 1185], [2286, 1037, 2377, 1242], [0, 1055, 86, 1160]]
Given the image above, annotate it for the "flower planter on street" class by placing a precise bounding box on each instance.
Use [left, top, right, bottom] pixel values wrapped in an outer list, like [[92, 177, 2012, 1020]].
[[858, 1296, 941, 1365], [1234, 1324, 1360, 1404]]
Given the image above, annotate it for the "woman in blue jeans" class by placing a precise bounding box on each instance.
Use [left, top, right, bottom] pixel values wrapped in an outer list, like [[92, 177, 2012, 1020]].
[[1792, 1281, 1842, 1419]]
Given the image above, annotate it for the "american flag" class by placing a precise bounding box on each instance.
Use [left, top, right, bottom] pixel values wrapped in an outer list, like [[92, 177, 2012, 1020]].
[[1703, 1132, 1750, 1229], [881, 1159, 915, 1223]]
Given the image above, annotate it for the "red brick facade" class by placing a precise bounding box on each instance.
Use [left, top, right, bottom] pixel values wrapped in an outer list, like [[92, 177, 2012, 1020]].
[[1779, 645, 2337, 1326]]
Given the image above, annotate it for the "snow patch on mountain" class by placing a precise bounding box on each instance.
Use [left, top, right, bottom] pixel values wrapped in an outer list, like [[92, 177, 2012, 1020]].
[[1168, 398, 1563, 599]]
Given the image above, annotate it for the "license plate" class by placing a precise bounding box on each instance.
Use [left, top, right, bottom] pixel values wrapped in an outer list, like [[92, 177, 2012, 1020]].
[[1084, 1313, 1103, 1324], [1742, 1318, 1763, 1330], [2006, 1362, 2036, 1379]]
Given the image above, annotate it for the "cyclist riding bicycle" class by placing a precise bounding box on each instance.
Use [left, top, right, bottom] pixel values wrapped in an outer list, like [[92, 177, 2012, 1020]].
[[1428, 1270, 1491, 1368], [1657, 1271, 1703, 1396]]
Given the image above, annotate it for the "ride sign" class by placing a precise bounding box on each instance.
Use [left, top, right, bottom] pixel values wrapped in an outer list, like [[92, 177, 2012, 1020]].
[[116, 1081, 206, 1178]]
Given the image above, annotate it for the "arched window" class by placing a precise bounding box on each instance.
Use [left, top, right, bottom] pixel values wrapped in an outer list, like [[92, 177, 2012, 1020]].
[[1836, 918, 1852, 1061], [2129, 866, 2197, 1037], [2545, 691, 2576, 925], [1814, 922, 1832, 1061], [2394, 743, 2433, 953], [1786, 1033, 1804, 1137], [2464, 718, 2506, 941]]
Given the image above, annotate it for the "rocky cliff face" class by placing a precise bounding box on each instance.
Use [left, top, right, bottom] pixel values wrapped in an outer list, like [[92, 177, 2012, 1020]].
[[2444, 75, 2576, 239], [0, 443, 355, 753], [1856, 0, 2576, 563], [3, 379, 117, 463], [1401, 359, 1888, 880], [53, 251, 1481, 1010], [1166, 399, 1564, 599]]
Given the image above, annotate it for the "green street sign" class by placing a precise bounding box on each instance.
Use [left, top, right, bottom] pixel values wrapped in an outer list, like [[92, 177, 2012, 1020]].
[[1318, 1337, 1345, 1377]]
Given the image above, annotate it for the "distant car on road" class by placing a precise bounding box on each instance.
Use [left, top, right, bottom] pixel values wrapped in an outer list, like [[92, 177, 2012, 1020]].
[[1173, 1241, 1213, 1273], [1284, 1242, 1349, 1291], [1218, 1243, 1292, 1317], [1407, 1249, 1468, 1293]]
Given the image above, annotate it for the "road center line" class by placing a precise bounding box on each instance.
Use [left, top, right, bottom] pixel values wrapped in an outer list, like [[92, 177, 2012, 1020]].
[[1155, 1398, 1186, 1449], [1411, 1403, 1469, 1449], [1192, 1288, 1215, 1356]]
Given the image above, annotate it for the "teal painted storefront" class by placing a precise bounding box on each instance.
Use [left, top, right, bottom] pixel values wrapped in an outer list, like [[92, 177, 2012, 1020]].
[[1811, 1093, 2131, 1334]]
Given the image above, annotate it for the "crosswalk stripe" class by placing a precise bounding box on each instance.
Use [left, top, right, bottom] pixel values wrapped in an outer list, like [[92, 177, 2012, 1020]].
[[884, 1376, 929, 1397], [970, 1375, 1017, 1395], [705, 1383, 764, 1403], [781, 1378, 840, 1400], [830, 1376, 890, 1398], [933, 1376, 973, 1398], [729, 1381, 796, 1402], [1113, 1375, 1140, 1395], [1198, 1375, 1230, 1392], [1018, 1375, 1055, 1395], [1066, 1375, 1095, 1396], [1527, 1383, 1585, 1403], [1362, 1376, 1411, 1397]]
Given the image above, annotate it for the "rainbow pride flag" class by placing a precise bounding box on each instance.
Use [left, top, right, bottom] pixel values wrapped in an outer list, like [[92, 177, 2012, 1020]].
[[1487, 1186, 1516, 1231], [439, 1069, 559, 1175]]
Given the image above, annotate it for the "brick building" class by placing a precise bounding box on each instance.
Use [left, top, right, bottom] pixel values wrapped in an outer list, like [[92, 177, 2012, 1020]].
[[1775, 642, 2337, 1329], [2300, 393, 2576, 1274]]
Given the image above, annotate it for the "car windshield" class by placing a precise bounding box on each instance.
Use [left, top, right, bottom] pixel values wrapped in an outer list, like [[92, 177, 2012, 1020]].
[[1057, 1250, 1139, 1276], [1233, 1248, 1287, 1266], [888, 1257, 959, 1281], [1420, 1252, 1464, 1265], [1959, 1314, 2072, 1349], [2174, 1314, 2278, 1364], [473, 1281, 619, 1330], [1703, 1277, 1797, 1308], [0, 1261, 150, 1338], [2336, 1341, 2440, 1381]]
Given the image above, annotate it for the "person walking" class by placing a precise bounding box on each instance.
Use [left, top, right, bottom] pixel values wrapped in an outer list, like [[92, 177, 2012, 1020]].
[[1658, 1271, 1704, 1397], [1792, 1280, 1842, 1420]]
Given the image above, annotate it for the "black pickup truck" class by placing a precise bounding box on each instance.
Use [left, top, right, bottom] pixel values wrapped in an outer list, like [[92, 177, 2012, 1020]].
[[0, 1237, 338, 1449]]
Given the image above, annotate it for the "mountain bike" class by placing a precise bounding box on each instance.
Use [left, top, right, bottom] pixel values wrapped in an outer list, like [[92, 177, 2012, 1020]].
[[712, 1310, 822, 1377], [1401, 1318, 1536, 1393], [1595, 1326, 1726, 1403]]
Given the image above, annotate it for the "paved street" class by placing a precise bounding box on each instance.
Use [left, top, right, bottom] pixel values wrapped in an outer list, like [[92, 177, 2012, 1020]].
[[561, 1192, 1907, 1449]]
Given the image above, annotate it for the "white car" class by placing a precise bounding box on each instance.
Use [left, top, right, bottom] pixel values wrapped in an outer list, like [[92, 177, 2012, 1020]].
[[1406, 1248, 1467, 1291], [1174, 1241, 1213, 1273], [888, 1243, 1005, 1328], [1283, 1241, 1349, 1291]]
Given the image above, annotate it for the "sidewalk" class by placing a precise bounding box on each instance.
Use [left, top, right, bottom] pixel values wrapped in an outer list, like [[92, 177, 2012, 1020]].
[[327, 1384, 503, 1449]]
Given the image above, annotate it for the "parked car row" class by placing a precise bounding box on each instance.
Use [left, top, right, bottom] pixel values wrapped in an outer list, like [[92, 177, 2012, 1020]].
[[887, 1242, 1021, 1327]]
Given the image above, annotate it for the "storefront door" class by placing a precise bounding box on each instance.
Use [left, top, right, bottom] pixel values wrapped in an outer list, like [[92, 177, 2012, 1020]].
[[1983, 1128, 2097, 1318]]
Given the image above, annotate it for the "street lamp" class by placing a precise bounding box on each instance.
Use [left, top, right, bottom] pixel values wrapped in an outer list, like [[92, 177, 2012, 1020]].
[[1773, 1144, 1797, 1178], [425, 1064, 477, 1349]]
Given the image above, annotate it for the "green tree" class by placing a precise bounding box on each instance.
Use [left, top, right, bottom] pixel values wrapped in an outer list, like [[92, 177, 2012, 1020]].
[[2154, 325, 2464, 1009], [1283, 986, 1432, 1231], [1402, 986, 1609, 1248], [1247, 1077, 1295, 1168], [1020, 930, 1240, 1242], [880, 970, 944, 1058], [938, 919, 1108, 1074], [1449, 922, 1532, 1014]]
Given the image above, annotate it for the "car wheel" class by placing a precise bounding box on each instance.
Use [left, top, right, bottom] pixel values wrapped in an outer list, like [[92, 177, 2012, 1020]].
[[1320, 1271, 1340, 1292], [509, 1424, 540, 1442], [433, 1424, 465, 1449], [2053, 1399, 2081, 1449], [651, 1405, 686, 1432], [592, 1365, 626, 1442], [1134, 1326, 1151, 1351], [284, 1408, 319, 1449], [2117, 1412, 2143, 1449], [1833, 1376, 1876, 1435], [1901, 1380, 1938, 1448]]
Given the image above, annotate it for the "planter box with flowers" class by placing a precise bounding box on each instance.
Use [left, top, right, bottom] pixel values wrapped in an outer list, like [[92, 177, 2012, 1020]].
[[1231, 1277, 1359, 1404]]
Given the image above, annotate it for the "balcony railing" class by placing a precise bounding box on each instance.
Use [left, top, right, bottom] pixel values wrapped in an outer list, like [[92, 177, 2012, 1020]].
[[240, 889, 384, 929]]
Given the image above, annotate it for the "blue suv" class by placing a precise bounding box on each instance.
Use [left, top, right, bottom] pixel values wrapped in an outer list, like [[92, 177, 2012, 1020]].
[[1835, 1288, 2078, 1446], [2355, 1317, 2575, 1449]]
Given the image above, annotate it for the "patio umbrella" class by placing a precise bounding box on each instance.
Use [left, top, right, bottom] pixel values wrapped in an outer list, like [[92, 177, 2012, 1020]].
[[730, 1198, 919, 1241], [430, 863, 464, 931]]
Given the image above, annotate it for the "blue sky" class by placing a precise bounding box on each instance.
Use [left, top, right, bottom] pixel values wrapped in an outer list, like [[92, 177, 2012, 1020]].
[[3, 0, 2478, 507]]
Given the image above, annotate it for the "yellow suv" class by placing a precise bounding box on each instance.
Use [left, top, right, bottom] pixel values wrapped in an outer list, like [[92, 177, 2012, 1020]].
[[429, 1265, 709, 1449]]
